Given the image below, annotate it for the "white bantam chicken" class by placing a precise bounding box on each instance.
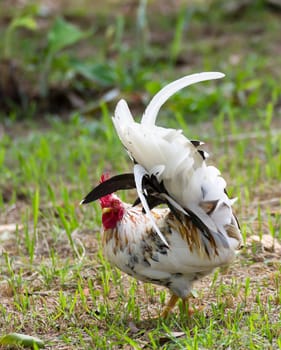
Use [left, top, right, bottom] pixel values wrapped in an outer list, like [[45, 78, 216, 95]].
[[81, 72, 242, 317]]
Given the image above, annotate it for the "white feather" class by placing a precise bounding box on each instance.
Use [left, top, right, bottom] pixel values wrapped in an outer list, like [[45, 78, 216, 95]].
[[142, 72, 225, 126], [112, 72, 241, 246], [149, 165, 165, 180]]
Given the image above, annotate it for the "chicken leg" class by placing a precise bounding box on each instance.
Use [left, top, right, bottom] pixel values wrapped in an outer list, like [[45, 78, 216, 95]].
[[161, 294, 204, 318], [182, 297, 205, 316], [161, 294, 179, 318]]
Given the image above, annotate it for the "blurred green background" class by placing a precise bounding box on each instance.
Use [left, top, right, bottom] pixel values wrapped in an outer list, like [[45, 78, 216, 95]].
[[1, 0, 280, 122]]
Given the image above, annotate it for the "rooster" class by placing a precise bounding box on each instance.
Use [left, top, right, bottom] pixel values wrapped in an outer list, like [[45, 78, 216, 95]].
[[81, 72, 242, 317]]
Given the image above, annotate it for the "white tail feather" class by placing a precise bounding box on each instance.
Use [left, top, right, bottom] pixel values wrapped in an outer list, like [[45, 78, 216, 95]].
[[112, 72, 241, 245], [142, 72, 225, 126]]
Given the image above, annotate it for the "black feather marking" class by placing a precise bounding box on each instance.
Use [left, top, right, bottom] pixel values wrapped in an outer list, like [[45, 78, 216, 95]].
[[233, 213, 241, 229], [131, 172, 170, 210], [132, 197, 141, 207], [149, 175, 167, 194], [198, 150, 207, 160], [81, 173, 136, 204], [190, 140, 208, 160], [133, 196, 165, 212], [145, 197, 165, 210], [190, 140, 201, 147]]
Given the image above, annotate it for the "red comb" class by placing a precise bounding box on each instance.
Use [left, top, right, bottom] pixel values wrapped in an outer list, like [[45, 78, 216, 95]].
[[100, 173, 110, 183]]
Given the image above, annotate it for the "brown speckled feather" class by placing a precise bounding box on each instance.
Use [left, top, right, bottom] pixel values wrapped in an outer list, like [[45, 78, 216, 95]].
[[101, 203, 241, 299]]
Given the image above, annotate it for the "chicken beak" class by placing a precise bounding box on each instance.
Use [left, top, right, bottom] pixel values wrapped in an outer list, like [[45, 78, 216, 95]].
[[102, 207, 112, 214]]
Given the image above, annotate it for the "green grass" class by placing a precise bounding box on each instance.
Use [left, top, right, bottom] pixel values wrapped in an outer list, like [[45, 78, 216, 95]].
[[1, 1, 281, 349]]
